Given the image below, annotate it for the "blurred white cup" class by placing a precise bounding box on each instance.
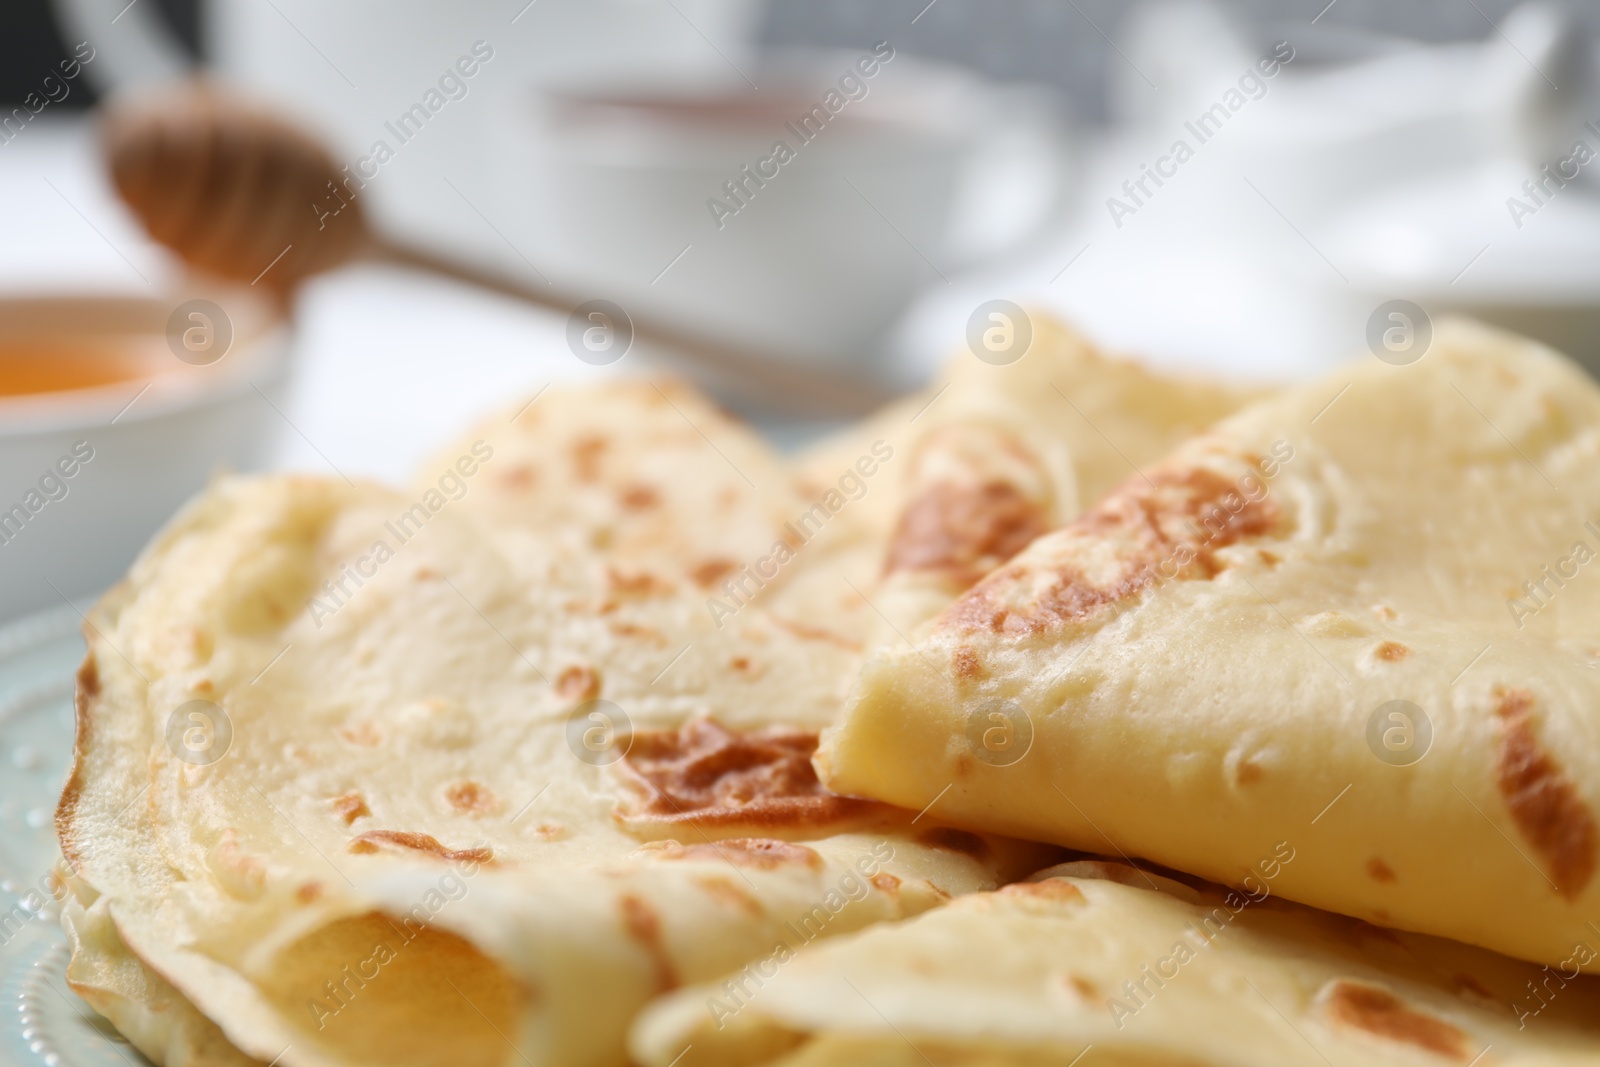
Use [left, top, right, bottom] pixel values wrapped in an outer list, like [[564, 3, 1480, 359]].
[[502, 50, 1076, 375]]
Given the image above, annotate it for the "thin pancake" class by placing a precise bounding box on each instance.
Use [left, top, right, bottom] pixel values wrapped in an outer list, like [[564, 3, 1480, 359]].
[[819, 319, 1600, 970], [58, 467, 1053, 1067], [632, 859, 1600, 1066]]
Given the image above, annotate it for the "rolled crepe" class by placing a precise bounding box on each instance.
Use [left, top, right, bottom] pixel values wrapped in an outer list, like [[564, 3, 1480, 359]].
[[819, 320, 1600, 970], [632, 859, 1600, 1066]]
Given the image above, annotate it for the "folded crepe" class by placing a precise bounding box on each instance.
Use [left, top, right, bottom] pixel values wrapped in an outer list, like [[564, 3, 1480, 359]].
[[818, 320, 1600, 970], [631, 859, 1600, 1066], [57, 384, 1057, 1067], [795, 315, 1264, 636]]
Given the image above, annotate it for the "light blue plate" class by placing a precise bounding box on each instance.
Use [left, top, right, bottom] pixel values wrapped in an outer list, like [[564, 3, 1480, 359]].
[[0, 605, 148, 1067]]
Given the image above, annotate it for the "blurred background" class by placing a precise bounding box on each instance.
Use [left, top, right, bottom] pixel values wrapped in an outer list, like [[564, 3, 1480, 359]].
[[3, 0, 1600, 618]]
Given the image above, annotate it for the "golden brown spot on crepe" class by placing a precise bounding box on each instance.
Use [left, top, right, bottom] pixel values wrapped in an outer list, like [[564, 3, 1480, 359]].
[[1066, 975, 1100, 999], [443, 781, 499, 816], [619, 893, 674, 957], [691, 558, 738, 588], [1375, 641, 1411, 662], [498, 464, 536, 490], [332, 792, 370, 825], [571, 434, 607, 482], [348, 831, 493, 865], [728, 655, 763, 678], [952, 647, 982, 679], [608, 567, 673, 598], [871, 872, 901, 893], [531, 823, 567, 840], [1494, 687, 1597, 900], [1257, 549, 1281, 567], [297, 881, 324, 903], [620, 484, 660, 510], [1319, 980, 1470, 1060], [1000, 880, 1086, 904], [618, 893, 679, 992], [188, 627, 214, 661], [194, 679, 214, 694], [413, 566, 438, 581], [914, 827, 990, 862], [769, 616, 863, 652], [77, 657, 100, 698], [1453, 973, 1496, 1002], [887, 480, 1050, 590], [655, 838, 824, 870], [693, 874, 764, 916], [555, 664, 601, 703], [608, 620, 667, 644], [1366, 858, 1397, 883], [339, 721, 382, 747], [1373, 604, 1399, 621], [615, 720, 887, 830], [944, 461, 1281, 635], [55, 656, 102, 869], [1235, 760, 1264, 785]]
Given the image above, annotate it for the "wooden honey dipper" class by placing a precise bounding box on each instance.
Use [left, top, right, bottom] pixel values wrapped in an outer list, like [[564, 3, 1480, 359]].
[[100, 80, 892, 416]]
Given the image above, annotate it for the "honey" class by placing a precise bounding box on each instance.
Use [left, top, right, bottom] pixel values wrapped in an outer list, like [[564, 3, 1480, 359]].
[[0, 339, 163, 398]]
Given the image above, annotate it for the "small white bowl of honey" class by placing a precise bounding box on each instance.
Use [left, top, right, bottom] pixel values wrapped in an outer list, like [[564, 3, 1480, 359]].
[[0, 286, 290, 620]]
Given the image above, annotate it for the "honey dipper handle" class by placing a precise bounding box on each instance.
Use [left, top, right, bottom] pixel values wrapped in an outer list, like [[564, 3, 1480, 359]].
[[363, 234, 892, 417]]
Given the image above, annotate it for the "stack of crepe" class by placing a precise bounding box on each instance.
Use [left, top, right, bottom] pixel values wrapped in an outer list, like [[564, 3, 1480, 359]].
[[55, 314, 1600, 1067]]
